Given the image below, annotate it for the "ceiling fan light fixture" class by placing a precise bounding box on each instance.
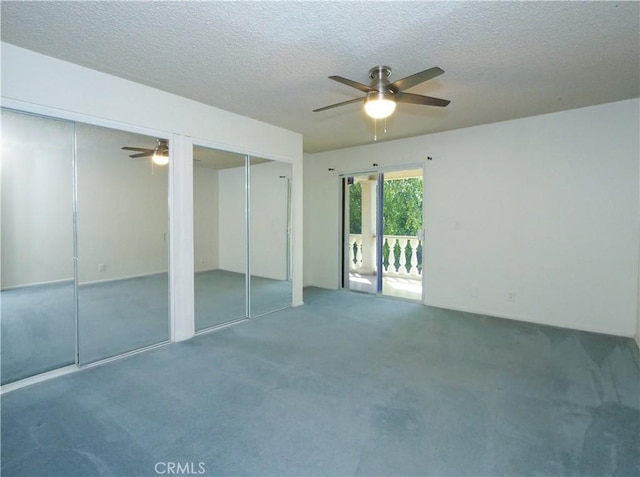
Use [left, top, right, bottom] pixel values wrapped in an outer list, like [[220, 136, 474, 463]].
[[150, 139, 169, 166], [152, 150, 169, 166], [364, 91, 396, 119]]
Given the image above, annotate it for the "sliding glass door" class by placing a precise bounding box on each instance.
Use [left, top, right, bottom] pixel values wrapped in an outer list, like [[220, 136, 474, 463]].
[[343, 168, 424, 301]]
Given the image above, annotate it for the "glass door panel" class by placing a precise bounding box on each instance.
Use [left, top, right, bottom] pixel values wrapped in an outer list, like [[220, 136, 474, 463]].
[[194, 147, 247, 330], [249, 157, 292, 317], [343, 173, 379, 294], [76, 124, 169, 364], [381, 169, 424, 300], [1, 109, 76, 384]]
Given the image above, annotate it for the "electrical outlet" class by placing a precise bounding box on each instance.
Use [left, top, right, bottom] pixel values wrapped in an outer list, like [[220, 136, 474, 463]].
[[98, 263, 106, 272], [507, 292, 515, 302]]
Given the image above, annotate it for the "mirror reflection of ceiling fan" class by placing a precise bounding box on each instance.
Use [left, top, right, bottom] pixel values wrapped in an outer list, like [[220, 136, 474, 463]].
[[122, 139, 169, 165], [314, 65, 450, 119]]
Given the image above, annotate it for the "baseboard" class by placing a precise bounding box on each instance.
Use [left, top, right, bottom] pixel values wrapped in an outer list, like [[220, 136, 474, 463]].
[[424, 300, 634, 339], [79, 271, 168, 286], [1, 278, 73, 291], [2, 272, 169, 291], [194, 267, 219, 274], [196, 268, 289, 282]]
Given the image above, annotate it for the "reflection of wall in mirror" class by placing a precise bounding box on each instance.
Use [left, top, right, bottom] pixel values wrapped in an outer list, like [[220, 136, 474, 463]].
[[217, 160, 291, 280], [75, 124, 169, 284], [217, 165, 246, 274], [250, 161, 291, 281], [1, 110, 74, 289], [1, 116, 172, 289], [3, 113, 291, 291], [193, 166, 219, 272]]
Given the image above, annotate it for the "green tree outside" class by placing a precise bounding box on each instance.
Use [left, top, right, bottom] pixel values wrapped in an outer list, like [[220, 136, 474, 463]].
[[382, 178, 423, 236], [349, 177, 423, 236], [349, 181, 362, 234]]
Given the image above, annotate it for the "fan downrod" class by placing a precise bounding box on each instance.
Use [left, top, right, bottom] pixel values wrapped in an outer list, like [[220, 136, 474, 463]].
[[369, 66, 392, 80]]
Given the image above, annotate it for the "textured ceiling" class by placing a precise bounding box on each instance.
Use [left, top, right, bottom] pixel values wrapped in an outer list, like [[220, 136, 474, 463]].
[[2, 1, 639, 153]]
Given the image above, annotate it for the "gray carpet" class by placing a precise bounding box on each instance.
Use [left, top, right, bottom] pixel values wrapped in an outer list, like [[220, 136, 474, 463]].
[[0, 281, 76, 383], [2, 287, 639, 476], [1, 270, 291, 384], [78, 274, 170, 365]]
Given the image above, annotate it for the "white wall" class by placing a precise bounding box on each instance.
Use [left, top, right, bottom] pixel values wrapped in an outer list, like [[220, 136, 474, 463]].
[[2, 119, 172, 287], [76, 124, 169, 283], [193, 166, 219, 272], [218, 166, 246, 274], [217, 160, 292, 280], [250, 161, 292, 280], [305, 99, 639, 337]]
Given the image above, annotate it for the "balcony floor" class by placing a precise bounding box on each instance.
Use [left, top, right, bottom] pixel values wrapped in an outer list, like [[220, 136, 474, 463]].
[[348, 272, 422, 301]]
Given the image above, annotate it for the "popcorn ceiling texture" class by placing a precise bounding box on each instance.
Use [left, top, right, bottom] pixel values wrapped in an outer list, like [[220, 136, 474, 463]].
[[1, 1, 638, 152]]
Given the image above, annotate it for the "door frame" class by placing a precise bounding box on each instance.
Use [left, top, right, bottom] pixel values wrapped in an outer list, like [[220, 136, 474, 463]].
[[339, 163, 425, 301]]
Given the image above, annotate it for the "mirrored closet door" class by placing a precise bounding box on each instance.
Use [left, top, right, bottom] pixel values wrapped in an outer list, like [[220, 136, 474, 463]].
[[1, 109, 76, 384], [249, 157, 292, 317], [1, 108, 172, 384], [76, 124, 170, 364], [194, 147, 247, 330], [193, 147, 294, 330]]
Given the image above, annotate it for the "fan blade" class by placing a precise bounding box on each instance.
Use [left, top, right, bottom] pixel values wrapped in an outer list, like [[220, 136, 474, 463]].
[[396, 92, 450, 107], [329, 76, 375, 93], [389, 67, 444, 93], [313, 97, 365, 112], [122, 146, 152, 152], [129, 152, 153, 158]]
